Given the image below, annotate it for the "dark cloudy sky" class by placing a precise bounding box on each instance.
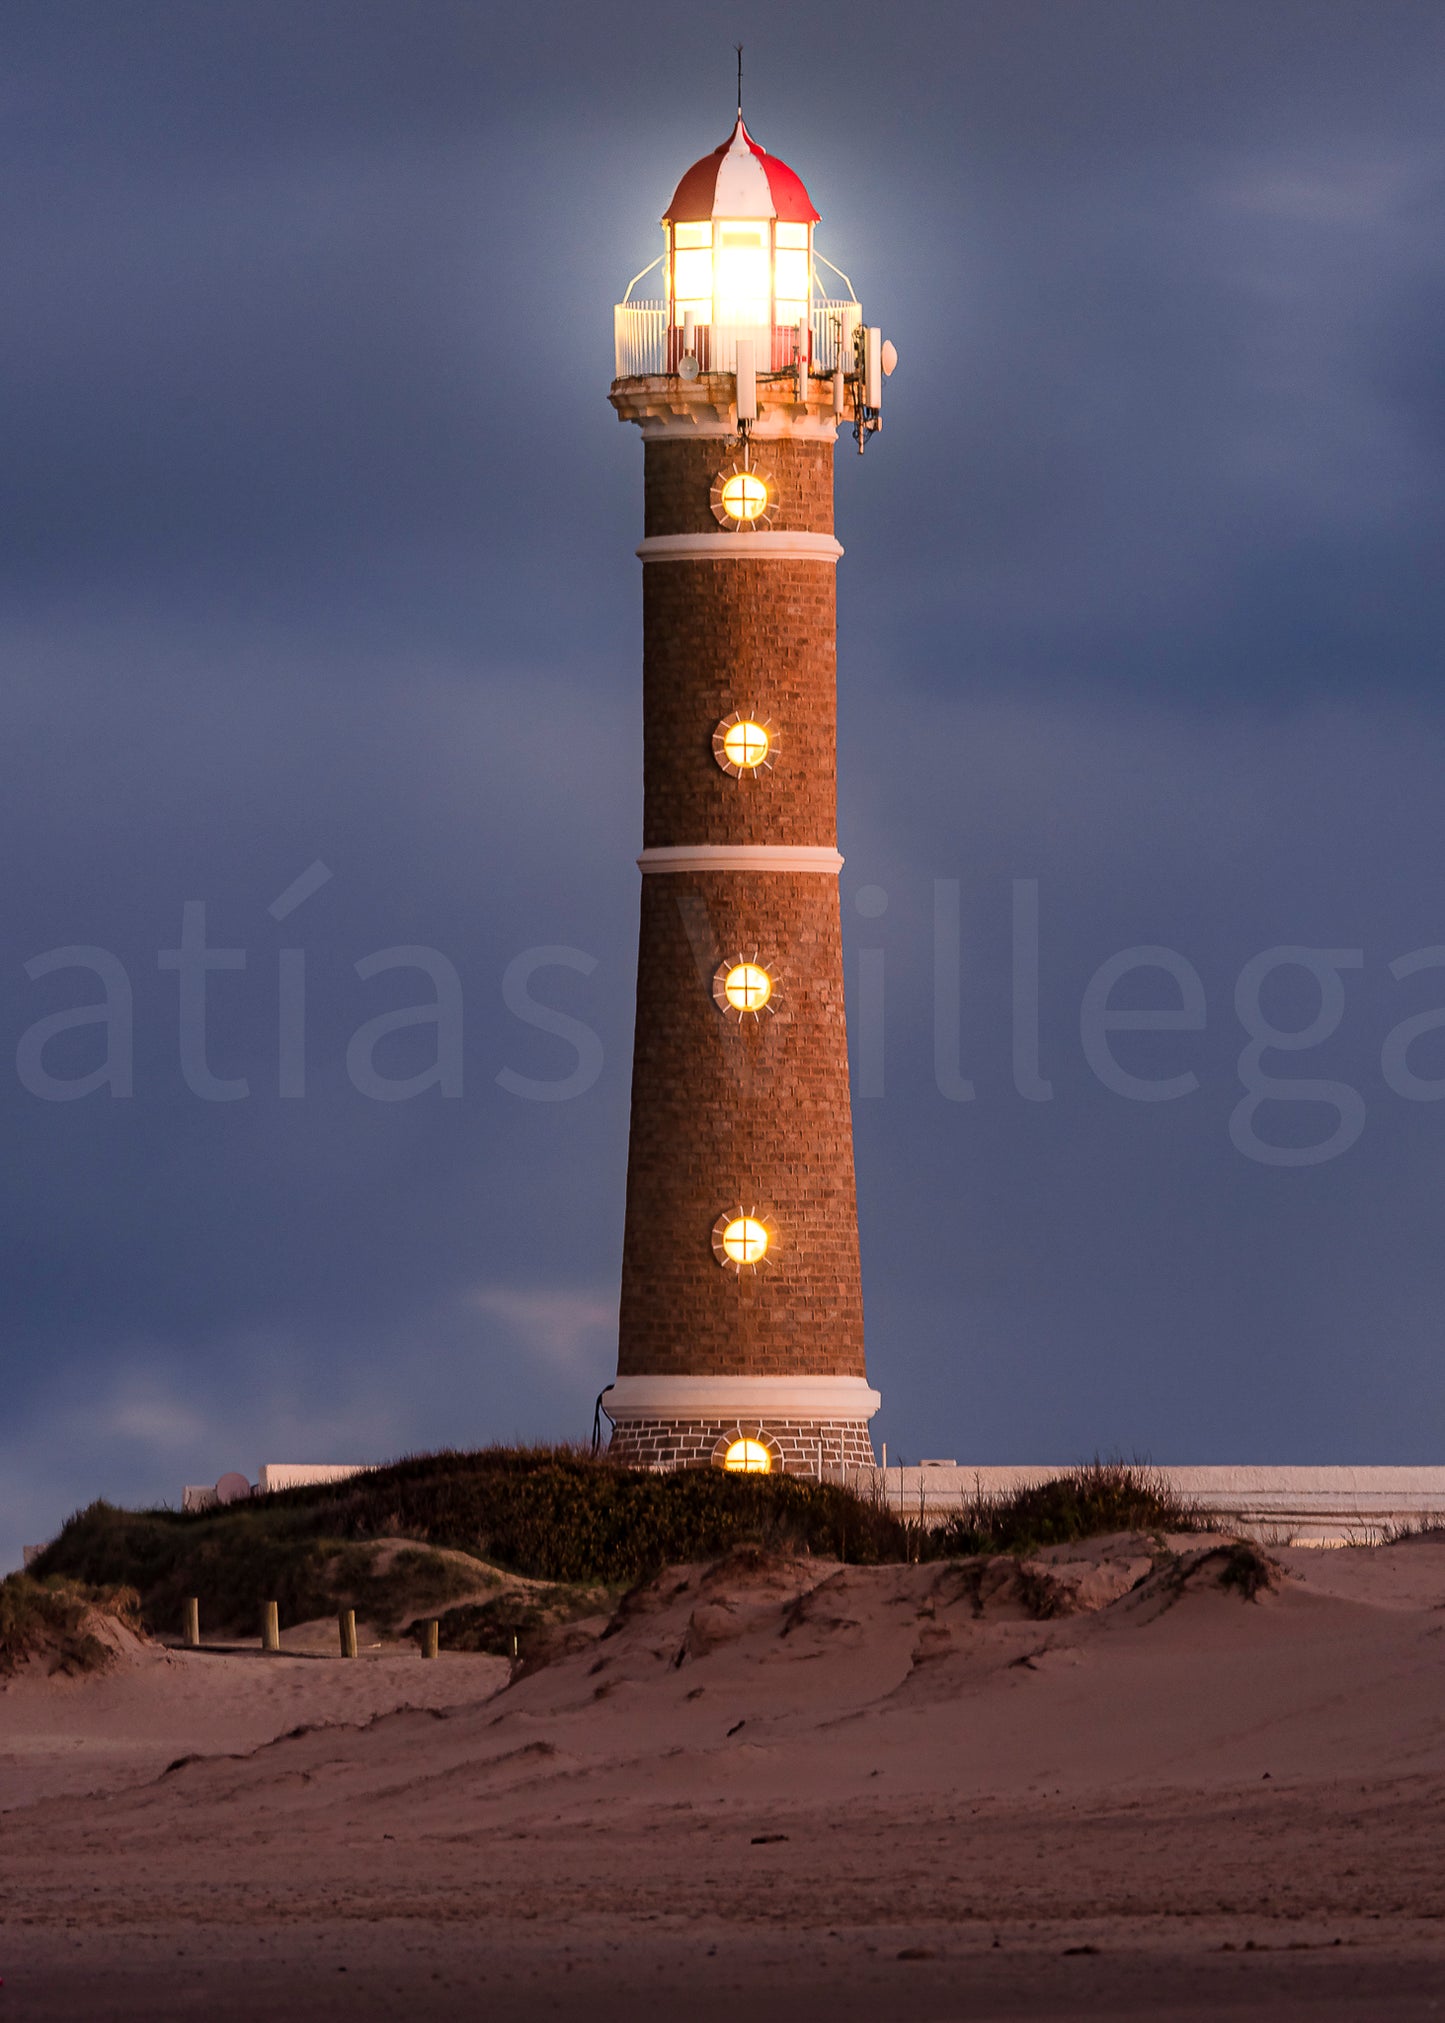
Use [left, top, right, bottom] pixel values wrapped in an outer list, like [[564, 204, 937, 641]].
[[5, 0, 1445, 1566]]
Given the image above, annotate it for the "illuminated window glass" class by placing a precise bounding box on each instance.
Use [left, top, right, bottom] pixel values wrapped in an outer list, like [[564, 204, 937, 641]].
[[673, 222, 712, 249], [712, 464, 776, 532], [723, 1437, 772, 1474], [719, 470, 769, 523], [721, 1216, 769, 1266], [723, 719, 770, 769], [713, 952, 780, 1022], [774, 248, 810, 306], [674, 246, 714, 306], [724, 963, 772, 1013], [712, 1206, 775, 1272], [715, 220, 769, 325], [714, 710, 776, 777]]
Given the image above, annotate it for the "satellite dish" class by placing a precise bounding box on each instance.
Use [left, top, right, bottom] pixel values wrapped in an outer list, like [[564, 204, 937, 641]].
[[215, 1471, 252, 1505], [880, 339, 898, 377], [680, 353, 701, 383]]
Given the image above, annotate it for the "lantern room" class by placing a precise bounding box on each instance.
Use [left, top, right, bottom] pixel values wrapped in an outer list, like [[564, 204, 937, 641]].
[[665, 114, 818, 318], [612, 108, 894, 454], [661, 114, 819, 373]]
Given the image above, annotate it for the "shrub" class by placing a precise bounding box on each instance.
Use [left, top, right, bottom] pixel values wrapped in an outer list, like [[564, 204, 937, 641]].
[[925, 1462, 1198, 1559], [29, 1448, 906, 1633], [28, 1452, 1210, 1637]]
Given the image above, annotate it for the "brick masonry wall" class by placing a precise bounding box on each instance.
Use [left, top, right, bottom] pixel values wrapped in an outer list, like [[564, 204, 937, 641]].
[[618, 868, 864, 1378], [641, 558, 837, 850], [619, 426, 869, 1416], [608, 1416, 876, 1472], [644, 436, 834, 538]]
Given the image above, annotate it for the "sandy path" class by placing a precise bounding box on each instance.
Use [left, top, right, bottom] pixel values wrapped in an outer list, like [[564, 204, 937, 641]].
[[3, 1535, 1445, 2019]]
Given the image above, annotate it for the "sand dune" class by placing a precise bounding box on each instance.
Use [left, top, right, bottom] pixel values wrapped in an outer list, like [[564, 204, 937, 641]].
[[3, 1532, 1445, 2019]]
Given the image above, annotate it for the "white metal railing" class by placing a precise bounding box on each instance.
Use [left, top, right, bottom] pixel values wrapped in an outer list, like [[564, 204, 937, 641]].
[[614, 300, 667, 378], [809, 298, 856, 374], [612, 296, 860, 381]]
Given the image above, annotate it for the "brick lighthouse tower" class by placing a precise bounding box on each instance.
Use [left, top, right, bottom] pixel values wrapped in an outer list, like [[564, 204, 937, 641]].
[[604, 104, 891, 1476]]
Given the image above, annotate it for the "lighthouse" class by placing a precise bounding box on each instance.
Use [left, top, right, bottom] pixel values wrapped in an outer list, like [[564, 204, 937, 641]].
[[604, 106, 891, 1476]]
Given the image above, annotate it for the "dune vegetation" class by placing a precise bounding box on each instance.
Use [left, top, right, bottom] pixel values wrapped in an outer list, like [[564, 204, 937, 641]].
[[0, 1573, 145, 1678], [27, 1449, 1200, 1643]]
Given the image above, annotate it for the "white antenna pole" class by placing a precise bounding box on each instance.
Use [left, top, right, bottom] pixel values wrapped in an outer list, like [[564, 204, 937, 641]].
[[864, 325, 882, 409], [734, 338, 757, 424]]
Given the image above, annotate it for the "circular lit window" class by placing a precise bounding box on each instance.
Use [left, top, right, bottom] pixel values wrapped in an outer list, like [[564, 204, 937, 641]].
[[727, 720, 768, 768], [713, 709, 777, 778], [723, 1217, 768, 1264], [710, 462, 777, 531], [712, 952, 780, 1021], [726, 963, 771, 1012], [722, 1437, 772, 1474], [711, 1207, 776, 1273], [721, 471, 767, 521]]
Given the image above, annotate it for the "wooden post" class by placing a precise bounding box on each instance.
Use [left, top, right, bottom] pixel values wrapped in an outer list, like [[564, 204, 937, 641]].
[[262, 1600, 280, 1653], [183, 1597, 199, 1647], [421, 1618, 439, 1661], [338, 1608, 357, 1659]]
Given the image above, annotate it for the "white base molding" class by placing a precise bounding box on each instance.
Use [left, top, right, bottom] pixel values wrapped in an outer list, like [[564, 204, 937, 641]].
[[604, 1374, 881, 1421]]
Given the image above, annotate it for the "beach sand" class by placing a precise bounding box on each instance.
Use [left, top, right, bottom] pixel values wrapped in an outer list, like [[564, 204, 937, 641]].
[[3, 1533, 1444, 2019]]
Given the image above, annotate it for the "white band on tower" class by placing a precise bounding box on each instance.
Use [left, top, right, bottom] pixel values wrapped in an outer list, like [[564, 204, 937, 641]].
[[638, 845, 843, 875], [605, 1375, 881, 1420], [637, 531, 844, 564]]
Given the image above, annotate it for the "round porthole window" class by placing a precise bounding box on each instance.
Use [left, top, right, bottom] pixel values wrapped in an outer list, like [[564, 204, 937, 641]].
[[711, 462, 777, 531], [712, 1207, 775, 1273], [713, 710, 777, 778], [712, 953, 780, 1022]]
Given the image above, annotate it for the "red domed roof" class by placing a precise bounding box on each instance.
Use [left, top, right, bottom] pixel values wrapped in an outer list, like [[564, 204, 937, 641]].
[[664, 114, 819, 226]]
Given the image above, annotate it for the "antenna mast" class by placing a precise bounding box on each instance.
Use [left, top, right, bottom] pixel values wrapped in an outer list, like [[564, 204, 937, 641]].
[[736, 43, 743, 116]]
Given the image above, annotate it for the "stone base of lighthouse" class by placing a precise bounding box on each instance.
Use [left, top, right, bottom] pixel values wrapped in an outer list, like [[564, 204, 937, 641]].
[[605, 1376, 879, 1475]]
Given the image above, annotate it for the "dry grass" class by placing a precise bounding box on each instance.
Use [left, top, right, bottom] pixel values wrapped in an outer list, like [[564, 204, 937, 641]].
[[924, 1462, 1200, 1559], [0, 1574, 144, 1678]]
